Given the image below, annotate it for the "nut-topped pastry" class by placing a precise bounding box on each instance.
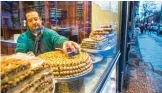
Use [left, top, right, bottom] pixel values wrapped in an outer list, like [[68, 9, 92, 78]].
[[37, 51, 93, 78], [90, 29, 110, 37], [81, 36, 109, 50], [1, 56, 31, 85], [1, 55, 54, 93]]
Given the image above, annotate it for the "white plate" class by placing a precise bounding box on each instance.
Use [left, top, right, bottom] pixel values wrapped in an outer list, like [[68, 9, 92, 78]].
[[89, 54, 103, 63], [81, 44, 115, 53]]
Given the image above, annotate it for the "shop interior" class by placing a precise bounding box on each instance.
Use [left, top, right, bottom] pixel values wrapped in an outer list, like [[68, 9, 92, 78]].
[[1, 1, 119, 55]]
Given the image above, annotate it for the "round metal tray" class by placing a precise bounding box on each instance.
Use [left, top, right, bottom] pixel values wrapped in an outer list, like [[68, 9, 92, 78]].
[[89, 54, 103, 63], [54, 65, 93, 82]]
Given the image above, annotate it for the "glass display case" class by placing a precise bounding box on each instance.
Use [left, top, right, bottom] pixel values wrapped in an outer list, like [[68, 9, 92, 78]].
[[1, 1, 122, 92], [54, 1, 121, 93]]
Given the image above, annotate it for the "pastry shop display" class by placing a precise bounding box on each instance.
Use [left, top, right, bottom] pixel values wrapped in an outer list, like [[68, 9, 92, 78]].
[[0, 55, 54, 93], [37, 51, 93, 78]]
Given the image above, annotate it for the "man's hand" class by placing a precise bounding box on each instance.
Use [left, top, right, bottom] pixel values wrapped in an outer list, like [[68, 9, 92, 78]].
[[62, 41, 80, 53]]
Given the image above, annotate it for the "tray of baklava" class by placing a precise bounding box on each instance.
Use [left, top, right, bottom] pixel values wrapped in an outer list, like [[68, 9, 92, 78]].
[[37, 51, 93, 82]]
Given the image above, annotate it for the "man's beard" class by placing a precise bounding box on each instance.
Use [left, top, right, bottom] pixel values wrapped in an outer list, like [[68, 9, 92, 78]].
[[27, 24, 42, 32]]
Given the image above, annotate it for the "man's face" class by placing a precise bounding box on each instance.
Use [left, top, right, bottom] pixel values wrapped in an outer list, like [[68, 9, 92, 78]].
[[26, 11, 42, 32]]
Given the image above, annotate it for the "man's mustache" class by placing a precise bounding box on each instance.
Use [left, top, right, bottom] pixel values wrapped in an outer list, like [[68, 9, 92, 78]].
[[33, 24, 40, 28]]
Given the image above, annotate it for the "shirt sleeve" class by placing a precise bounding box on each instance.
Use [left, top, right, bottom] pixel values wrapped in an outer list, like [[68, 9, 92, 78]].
[[16, 34, 28, 53], [50, 30, 68, 49]]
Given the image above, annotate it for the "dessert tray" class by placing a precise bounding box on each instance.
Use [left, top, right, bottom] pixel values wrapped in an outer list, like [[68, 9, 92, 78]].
[[81, 44, 115, 53]]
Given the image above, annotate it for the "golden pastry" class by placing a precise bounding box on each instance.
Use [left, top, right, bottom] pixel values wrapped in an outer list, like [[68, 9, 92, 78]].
[[37, 51, 92, 78]]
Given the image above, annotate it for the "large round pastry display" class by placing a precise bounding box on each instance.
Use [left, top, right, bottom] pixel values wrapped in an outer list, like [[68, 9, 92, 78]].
[[37, 51, 93, 78]]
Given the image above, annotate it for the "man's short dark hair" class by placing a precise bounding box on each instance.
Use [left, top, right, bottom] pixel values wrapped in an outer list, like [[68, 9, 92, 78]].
[[25, 7, 41, 20]]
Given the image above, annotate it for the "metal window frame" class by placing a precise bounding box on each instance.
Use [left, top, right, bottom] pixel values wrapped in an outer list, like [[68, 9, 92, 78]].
[[93, 52, 121, 93], [117, 1, 129, 92]]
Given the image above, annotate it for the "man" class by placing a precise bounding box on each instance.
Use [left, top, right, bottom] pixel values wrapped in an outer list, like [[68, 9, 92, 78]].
[[16, 8, 79, 55], [140, 24, 145, 35]]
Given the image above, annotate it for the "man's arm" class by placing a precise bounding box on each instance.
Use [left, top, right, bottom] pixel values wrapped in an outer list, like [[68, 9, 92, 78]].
[[16, 34, 28, 53], [50, 30, 68, 49], [49, 29, 79, 53]]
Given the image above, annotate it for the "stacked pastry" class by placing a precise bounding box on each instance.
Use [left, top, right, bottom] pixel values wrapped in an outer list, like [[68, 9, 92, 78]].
[[90, 29, 109, 37], [81, 36, 108, 50], [80, 27, 115, 50], [89, 28, 113, 38], [37, 51, 93, 78], [81, 30, 109, 50], [1, 56, 54, 93]]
